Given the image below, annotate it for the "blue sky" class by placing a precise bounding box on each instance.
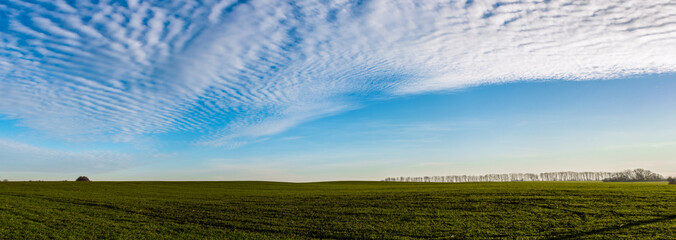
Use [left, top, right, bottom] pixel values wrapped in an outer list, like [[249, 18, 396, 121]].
[[1, 0, 675, 181]]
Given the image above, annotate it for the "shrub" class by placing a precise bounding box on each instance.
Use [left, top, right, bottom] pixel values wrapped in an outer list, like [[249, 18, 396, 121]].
[[668, 177, 676, 185], [76, 176, 91, 182]]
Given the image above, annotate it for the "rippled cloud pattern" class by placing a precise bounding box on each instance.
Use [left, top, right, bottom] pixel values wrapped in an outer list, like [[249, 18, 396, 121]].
[[1, 0, 675, 146]]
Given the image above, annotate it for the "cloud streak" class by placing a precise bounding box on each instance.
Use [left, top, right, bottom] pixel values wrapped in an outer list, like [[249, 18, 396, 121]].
[[0, 0, 675, 145], [0, 139, 137, 172]]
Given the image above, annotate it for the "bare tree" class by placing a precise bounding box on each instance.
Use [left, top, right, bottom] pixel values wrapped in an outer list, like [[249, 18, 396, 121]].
[[2, 179, 8, 182], [602, 169, 665, 182], [383, 169, 665, 183]]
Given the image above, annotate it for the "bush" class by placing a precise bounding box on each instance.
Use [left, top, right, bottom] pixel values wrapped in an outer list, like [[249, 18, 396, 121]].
[[76, 176, 91, 182], [668, 177, 676, 185]]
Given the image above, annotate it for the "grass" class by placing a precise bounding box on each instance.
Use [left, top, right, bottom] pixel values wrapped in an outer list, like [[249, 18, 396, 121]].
[[0, 181, 674, 239]]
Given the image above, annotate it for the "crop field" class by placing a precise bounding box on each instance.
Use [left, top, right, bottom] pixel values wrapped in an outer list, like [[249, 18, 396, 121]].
[[0, 181, 674, 239]]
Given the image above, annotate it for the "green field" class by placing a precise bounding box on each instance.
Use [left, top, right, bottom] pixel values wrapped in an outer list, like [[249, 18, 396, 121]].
[[0, 181, 674, 239]]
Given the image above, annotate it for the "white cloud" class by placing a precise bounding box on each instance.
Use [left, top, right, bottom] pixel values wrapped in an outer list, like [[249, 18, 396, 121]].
[[0, 139, 138, 172], [31, 16, 80, 39], [0, 0, 675, 146], [209, 0, 238, 23]]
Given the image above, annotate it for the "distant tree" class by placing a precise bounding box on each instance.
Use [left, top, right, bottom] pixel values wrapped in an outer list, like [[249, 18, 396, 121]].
[[668, 177, 676, 185], [76, 176, 91, 182], [602, 169, 665, 182], [383, 169, 666, 183], [2, 179, 7, 182]]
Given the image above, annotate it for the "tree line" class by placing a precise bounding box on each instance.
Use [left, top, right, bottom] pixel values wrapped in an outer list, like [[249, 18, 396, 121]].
[[668, 177, 676, 185], [383, 169, 666, 183], [601, 169, 666, 182]]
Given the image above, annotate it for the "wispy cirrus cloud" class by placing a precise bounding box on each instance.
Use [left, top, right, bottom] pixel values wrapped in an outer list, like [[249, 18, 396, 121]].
[[0, 0, 675, 146], [0, 139, 137, 172]]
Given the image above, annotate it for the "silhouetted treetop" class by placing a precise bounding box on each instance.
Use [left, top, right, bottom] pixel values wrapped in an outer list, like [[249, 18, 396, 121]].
[[76, 176, 91, 182]]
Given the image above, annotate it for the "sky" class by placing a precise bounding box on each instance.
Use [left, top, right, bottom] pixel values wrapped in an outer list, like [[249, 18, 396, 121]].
[[0, 0, 675, 181]]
